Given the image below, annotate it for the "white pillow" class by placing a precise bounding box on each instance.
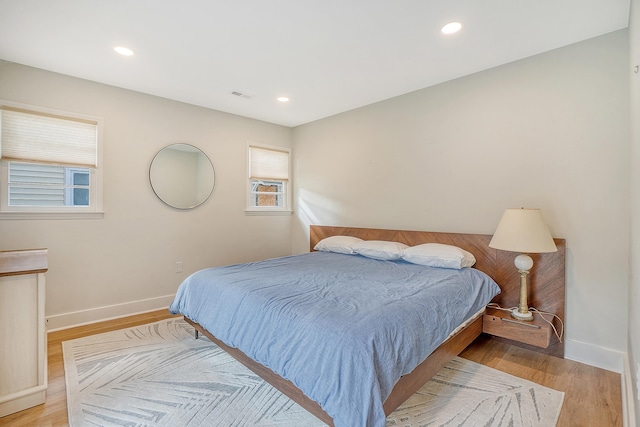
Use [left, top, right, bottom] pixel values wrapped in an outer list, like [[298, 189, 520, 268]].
[[314, 235, 363, 255], [402, 243, 476, 269], [353, 240, 409, 261]]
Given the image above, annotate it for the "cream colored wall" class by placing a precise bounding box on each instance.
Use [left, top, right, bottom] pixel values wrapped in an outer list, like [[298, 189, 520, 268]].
[[0, 61, 292, 328], [629, 0, 640, 421], [292, 30, 630, 368]]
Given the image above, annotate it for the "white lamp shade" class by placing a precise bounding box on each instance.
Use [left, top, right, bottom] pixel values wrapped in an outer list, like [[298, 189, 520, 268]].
[[489, 208, 557, 254]]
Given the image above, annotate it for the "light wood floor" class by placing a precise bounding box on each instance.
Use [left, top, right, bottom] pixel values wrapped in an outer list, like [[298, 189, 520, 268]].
[[0, 310, 622, 427], [460, 336, 623, 427]]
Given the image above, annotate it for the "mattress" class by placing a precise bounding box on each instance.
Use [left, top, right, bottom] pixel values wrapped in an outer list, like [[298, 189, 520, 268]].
[[169, 251, 500, 427]]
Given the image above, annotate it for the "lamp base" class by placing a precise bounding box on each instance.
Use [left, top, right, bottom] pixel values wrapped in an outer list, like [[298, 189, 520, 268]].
[[511, 307, 534, 321]]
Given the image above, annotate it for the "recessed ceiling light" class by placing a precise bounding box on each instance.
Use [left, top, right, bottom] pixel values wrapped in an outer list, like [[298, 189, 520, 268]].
[[277, 96, 290, 103], [114, 46, 134, 56], [441, 22, 462, 35]]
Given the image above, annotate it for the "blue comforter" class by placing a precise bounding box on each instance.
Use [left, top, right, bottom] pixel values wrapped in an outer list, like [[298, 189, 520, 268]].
[[169, 251, 500, 427]]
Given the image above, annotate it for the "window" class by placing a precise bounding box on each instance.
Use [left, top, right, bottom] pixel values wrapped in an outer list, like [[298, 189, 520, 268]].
[[251, 180, 285, 208], [0, 101, 103, 218], [8, 162, 90, 206], [247, 144, 291, 213]]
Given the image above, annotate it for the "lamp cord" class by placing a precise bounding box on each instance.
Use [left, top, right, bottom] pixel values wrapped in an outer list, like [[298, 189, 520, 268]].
[[486, 303, 564, 343]]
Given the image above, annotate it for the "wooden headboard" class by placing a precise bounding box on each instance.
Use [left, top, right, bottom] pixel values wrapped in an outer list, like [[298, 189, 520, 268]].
[[310, 225, 566, 358]]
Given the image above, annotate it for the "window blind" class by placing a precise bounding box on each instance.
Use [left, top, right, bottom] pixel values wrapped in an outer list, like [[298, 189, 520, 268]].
[[249, 146, 289, 181], [0, 107, 98, 167]]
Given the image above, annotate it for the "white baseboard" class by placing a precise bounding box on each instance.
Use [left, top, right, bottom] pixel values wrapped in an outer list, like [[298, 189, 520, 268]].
[[565, 338, 625, 373], [46, 294, 176, 332], [622, 353, 638, 427]]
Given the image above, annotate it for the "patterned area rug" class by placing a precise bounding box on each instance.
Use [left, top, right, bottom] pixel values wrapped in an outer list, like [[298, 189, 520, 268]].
[[63, 318, 564, 426]]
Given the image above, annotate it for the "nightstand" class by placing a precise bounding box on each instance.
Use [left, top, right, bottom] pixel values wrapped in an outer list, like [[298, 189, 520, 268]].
[[482, 307, 552, 348]]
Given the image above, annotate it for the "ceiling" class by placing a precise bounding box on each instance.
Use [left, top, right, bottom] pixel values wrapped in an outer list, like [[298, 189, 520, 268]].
[[0, 0, 631, 127]]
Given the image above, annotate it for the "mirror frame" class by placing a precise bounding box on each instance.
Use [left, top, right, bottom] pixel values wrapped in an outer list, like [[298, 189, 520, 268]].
[[149, 143, 215, 210]]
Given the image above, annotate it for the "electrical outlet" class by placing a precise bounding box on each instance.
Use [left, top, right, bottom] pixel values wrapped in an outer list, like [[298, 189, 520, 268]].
[[175, 261, 183, 273]]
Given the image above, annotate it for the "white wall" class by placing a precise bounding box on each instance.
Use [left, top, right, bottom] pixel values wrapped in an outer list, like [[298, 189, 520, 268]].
[[628, 0, 640, 422], [0, 61, 293, 329], [292, 30, 630, 369]]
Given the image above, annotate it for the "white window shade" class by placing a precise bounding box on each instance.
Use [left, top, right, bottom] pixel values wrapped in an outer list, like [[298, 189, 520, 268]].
[[249, 146, 289, 181], [1, 107, 98, 167]]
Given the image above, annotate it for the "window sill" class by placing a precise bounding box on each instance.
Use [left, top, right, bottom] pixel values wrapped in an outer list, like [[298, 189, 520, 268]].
[[244, 209, 293, 216], [0, 211, 105, 220]]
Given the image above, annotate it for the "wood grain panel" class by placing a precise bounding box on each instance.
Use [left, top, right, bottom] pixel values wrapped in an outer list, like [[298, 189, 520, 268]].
[[492, 239, 565, 357], [483, 309, 551, 348], [0, 249, 48, 277]]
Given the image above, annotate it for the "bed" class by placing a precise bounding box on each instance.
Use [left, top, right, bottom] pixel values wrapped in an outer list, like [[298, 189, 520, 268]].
[[169, 225, 566, 426]]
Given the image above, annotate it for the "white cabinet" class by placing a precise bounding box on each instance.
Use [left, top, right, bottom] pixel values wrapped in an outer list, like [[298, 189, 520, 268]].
[[0, 249, 47, 417]]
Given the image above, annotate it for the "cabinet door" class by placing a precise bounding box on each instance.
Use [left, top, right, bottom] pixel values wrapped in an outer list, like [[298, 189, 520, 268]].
[[0, 274, 42, 396], [0, 261, 47, 417]]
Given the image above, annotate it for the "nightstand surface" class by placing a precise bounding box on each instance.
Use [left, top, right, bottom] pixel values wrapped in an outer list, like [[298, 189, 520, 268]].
[[482, 307, 552, 348]]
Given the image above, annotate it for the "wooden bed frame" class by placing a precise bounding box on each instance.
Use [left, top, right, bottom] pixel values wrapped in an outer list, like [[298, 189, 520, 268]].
[[184, 225, 566, 426]]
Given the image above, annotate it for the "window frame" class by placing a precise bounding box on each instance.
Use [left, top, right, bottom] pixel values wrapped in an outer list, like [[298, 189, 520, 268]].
[[64, 166, 91, 206], [245, 143, 292, 215], [250, 179, 286, 208], [0, 100, 104, 219]]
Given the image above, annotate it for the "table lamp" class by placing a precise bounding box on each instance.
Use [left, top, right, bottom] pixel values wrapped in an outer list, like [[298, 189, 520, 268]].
[[489, 208, 557, 321]]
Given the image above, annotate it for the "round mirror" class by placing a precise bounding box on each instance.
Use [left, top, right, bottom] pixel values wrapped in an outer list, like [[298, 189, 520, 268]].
[[149, 144, 215, 209]]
